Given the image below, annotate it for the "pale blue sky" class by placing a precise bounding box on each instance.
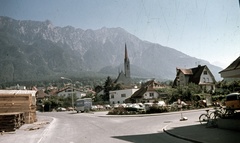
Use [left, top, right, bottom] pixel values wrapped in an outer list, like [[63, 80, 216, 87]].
[[1, 0, 240, 68]]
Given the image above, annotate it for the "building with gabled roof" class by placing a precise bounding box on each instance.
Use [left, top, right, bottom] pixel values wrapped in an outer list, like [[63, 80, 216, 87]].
[[173, 65, 216, 92], [219, 56, 240, 78], [36, 89, 50, 111], [126, 79, 166, 103], [109, 88, 139, 105], [57, 87, 86, 99]]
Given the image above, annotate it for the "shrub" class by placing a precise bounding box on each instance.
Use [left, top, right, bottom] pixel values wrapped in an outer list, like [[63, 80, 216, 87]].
[[146, 106, 169, 114], [107, 107, 127, 115]]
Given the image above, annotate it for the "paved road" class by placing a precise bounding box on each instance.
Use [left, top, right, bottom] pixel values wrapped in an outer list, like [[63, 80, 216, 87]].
[[39, 111, 195, 143], [1, 110, 207, 143]]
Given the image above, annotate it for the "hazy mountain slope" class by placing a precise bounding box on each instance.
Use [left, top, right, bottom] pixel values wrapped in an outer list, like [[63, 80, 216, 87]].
[[0, 16, 222, 83]]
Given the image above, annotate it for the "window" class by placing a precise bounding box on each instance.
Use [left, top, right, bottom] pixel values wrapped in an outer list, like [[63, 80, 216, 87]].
[[203, 77, 206, 83], [150, 93, 154, 97], [111, 95, 114, 99], [204, 70, 207, 75], [121, 94, 126, 98]]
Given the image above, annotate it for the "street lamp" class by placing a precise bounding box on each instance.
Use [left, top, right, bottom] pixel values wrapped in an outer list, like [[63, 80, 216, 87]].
[[61, 77, 74, 110]]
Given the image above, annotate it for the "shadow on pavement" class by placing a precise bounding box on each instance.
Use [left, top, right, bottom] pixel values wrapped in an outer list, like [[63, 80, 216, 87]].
[[68, 112, 78, 114], [112, 132, 191, 143], [164, 123, 239, 143]]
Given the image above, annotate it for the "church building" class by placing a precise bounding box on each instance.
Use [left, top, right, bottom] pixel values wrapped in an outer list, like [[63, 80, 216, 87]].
[[114, 44, 131, 85]]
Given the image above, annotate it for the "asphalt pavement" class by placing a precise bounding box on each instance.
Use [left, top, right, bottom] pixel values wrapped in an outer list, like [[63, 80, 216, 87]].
[[1, 110, 239, 143], [102, 109, 240, 143]]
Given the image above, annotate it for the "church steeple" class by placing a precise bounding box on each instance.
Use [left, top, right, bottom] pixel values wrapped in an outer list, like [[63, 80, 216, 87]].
[[124, 43, 130, 79], [125, 43, 128, 60], [114, 43, 131, 85]]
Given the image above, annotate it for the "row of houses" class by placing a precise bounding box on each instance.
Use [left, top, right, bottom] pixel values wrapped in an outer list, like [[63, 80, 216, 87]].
[[3, 46, 239, 109], [109, 54, 240, 105], [106, 45, 219, 105], [7, 58, 238, 107], [109, 64, 216, 105], [109, 80, 167, 104], [36, 86, 94, 106]]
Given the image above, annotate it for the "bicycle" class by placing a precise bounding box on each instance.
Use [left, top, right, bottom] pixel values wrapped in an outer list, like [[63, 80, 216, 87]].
[[199, 110, 217, 127], [199, 109, 210, 124], [210, 106, 236, 120], [209, 106, 225, 120]]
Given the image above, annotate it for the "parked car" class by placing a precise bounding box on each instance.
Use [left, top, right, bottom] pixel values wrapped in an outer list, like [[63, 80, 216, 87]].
[[57, 107, 67, 112], [144, 103, 153, 111], [113, 104, 120, 108], [67, 107, 74, 111], [125, 103, 145, 112], [155, 101, 166, 106], [91, 105, 98, 111], [104, 104, 111, 110]]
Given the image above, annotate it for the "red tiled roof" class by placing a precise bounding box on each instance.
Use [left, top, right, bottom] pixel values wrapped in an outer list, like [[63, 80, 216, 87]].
[[173, 65, 216, 86], [179, 69, 193, 75], [36, 90, 48, 98]]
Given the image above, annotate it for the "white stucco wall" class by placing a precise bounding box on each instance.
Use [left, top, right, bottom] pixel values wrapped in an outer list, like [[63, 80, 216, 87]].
[[109, 88, 139, 105], [199, 68, 216, 92], [58, 90, 86, 99], [143, 91, 159, 99], [199, 68, 214, 84]]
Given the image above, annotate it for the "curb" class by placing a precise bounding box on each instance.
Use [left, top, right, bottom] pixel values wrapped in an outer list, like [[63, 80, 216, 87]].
[[98, 108, 213, 118], [36, 116, 56, 143]]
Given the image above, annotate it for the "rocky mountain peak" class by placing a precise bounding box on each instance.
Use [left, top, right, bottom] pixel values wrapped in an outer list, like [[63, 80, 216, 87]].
[[0, 16, 222, 83]]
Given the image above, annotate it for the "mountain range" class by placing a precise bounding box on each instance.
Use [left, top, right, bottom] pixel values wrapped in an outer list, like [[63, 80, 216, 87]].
[[0, 16, 222, 84]]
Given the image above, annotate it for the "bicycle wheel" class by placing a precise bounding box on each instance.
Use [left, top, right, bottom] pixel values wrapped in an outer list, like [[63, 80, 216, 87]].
[[209, 112, 215, 119], [199, 114, 208, 125], [210, 111, 221, 120]]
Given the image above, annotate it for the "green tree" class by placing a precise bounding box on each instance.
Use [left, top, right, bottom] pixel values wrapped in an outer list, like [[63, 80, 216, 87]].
[[48, 96, 59, 109], [169, 83, 203, 103], [93, 94, 104, 104], [42, 99, 51, 111], [103, 76, 113, 101], [113, 83, 124, 90], [84, 92, 95, 99]]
